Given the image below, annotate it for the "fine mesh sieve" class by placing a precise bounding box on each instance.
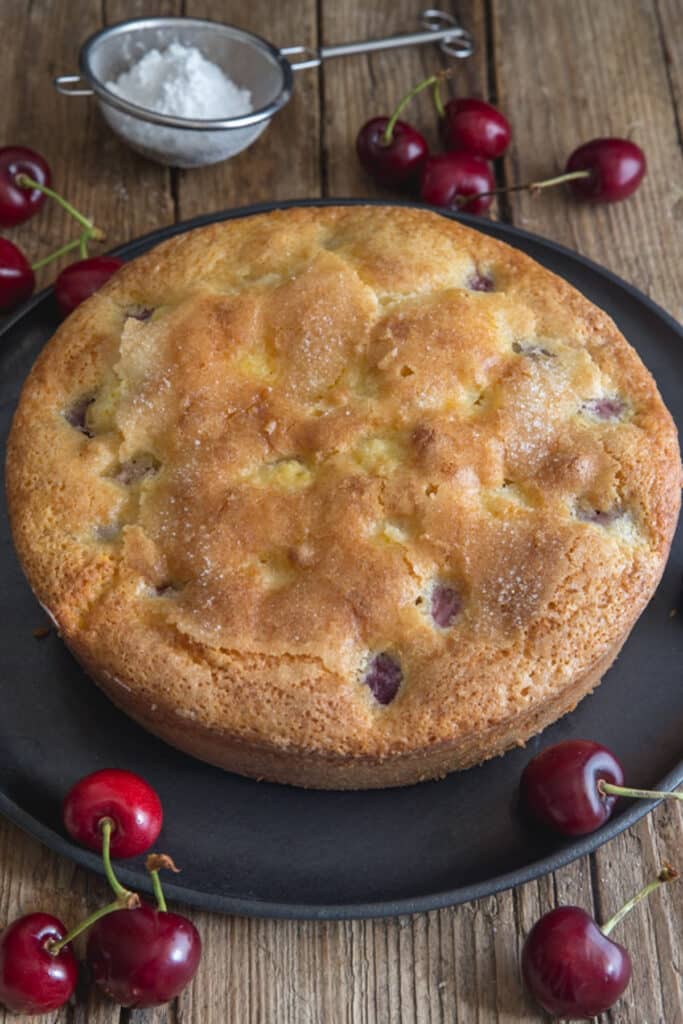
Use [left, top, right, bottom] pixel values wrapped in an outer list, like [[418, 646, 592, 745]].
[[53, 10, 473, 168]]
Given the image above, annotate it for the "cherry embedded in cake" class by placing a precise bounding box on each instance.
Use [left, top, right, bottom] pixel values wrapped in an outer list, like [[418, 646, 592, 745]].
[[575, 505, 624, 527], [6, 206, 681, 789], [364, 653, 403, 705], [581, 396, 626, 420], [64, 395, 95, 435], [512, 341, 556, 359], [467, 271, 494, 292], [430, 584, 462, 629], [126, 305, 154, 321]]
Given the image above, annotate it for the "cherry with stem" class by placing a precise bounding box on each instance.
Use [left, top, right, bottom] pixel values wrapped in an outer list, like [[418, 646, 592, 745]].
[[356, 71, 452, 187], [521, 739, 683, 836], [63, 768, 163, 858], [86, 853, 201, 1007], [453, 137, 646, 208], [0, 825, 141, 1015], [522, 864, 678, 1018]]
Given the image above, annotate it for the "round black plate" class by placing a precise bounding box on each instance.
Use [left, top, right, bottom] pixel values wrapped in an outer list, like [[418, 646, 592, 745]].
[[1, 200, 682, 921]]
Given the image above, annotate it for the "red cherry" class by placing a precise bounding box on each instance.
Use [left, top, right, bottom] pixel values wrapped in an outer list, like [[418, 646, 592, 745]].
[[63, 769, 163, 859], [441, 98, 511, 159], [0, 238, 35, 312], [565, 138, 646, 201], [521, 739, 624, 836], [0, 913, 78, 1014], [420, 153, 494, 214], [86, 903, 201, 1008], [522, 906, 631, 1017], [356, 116, 429, 187], [54, 256, 124, 316], [0, 146, 51, 228]]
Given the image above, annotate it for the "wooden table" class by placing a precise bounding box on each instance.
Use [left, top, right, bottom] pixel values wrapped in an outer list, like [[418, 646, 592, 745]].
[[1, 1, 682, 1021]]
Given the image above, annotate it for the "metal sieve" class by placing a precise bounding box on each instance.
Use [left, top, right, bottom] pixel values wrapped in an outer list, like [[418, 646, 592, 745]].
[[53, 9, 473, 168]]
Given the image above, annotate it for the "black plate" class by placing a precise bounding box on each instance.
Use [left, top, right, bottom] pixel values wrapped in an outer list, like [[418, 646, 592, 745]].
[[1, 200, 682, 921]]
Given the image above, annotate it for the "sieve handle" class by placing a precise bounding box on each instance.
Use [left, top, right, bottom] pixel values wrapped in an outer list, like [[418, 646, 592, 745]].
[[54, 74, 94, 97], [281, 9, 473, 71]]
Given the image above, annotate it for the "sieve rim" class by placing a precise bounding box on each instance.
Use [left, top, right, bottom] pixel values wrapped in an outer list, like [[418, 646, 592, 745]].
[[78, 16, 294, 131]]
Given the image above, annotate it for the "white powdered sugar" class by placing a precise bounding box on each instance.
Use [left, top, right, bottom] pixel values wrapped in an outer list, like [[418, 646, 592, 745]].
[[106, 42, 252, 121], [100, 42, 263, 167]]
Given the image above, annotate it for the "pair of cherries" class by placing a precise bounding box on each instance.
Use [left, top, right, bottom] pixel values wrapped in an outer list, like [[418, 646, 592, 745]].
[[357, 72, 646, 212], [519, 739, 681, 1018], [0, 769, 200, 1014], [0, 146, 123, 315]]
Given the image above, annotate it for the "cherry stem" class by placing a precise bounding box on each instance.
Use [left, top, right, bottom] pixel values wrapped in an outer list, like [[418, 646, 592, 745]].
[[598, 780, 683, 804], [145, 854, 180, 913], [601, 864, 678, 937], [432, 78, 445, 120], [14, 173, 105, 240], [31, 236, 82, 271], [150, 867, 167, 912], [382, 69, 453, 146], [100, 818, 127, 900], [46, 891, 140, 956], [453, 169, 592, 209]]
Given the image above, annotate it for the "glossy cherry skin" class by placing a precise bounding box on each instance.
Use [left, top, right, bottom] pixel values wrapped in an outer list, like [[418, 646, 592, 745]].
[[0, 146, 51, 228], [86, 904, 201, 1007], [356, 116, 429, 186], [420, 153, 494, 214], [521, 739, 624, 836], [441, 98, 511, 159], [63, 768, 163, 858], [0, 913, 78, 1014], [0, 238, 35, 312], [522, 906, 631, 1018], [54, 256, 124, 316], [565, 138, 646, 202]]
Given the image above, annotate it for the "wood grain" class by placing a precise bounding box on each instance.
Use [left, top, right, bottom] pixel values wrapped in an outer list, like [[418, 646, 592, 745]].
[[0, 2, 682, 1022], [176, 0, 320, 219]]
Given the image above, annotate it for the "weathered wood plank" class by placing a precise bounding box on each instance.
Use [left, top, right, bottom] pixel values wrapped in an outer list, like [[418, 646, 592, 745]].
[[655, 0, 683, 147], [173, 0, 320, 221], [493, 0, 683, 321]]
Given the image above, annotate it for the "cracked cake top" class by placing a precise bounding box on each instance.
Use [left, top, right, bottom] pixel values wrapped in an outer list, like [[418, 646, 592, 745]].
[[6, 206, 681, 786]]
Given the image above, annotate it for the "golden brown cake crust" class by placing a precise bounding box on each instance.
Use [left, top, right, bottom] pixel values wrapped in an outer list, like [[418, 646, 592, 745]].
[[6, 206, 682, 788]]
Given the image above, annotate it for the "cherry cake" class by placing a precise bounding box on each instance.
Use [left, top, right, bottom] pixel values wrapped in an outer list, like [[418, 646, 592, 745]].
[[6, 207, 681, 788]]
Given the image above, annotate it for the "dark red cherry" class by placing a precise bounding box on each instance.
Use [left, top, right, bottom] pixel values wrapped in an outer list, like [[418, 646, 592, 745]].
[[364, 652, 402, 705], [0, 913, 78, 1014], [521, 739, 624, 835], [0, 146, 51, 228], [441, 98, 511, 159], [420, 153, 494, 214], [522, 906, 631, 1018], [0, 238, 35, 312], [356, 116, 429, 187], [54, 255, 124, 316], [63, 768, 163, 858], [565, 138, 646, 202], [86, 903, 201, 1008]]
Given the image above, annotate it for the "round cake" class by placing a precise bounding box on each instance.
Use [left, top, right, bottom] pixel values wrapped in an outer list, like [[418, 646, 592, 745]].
[[6, 206, 681, 788]]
